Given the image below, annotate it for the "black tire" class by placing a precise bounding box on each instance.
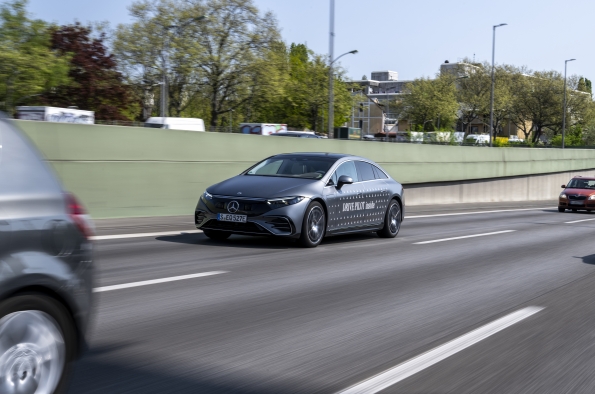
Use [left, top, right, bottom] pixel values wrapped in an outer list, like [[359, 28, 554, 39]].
[[0, 294, 77, 394], [203, 229, 231, 240], [299, 201, 326, 248], [377, 199, 402, 238], [558, 207, 566, 212], [572, 209, 577, 212]]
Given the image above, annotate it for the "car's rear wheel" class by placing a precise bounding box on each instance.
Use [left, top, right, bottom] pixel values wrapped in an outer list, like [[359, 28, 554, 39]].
[[203, 229, 231, 241], [0, 294, 76, 394], [299, 201, 325, 248], [572, 209, 577, 212], [558, 207, 566, 212], [377, 199, 401, 238]]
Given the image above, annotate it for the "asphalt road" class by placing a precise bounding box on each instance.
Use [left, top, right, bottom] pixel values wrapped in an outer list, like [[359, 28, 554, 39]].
[[68, 200, 595, 393]]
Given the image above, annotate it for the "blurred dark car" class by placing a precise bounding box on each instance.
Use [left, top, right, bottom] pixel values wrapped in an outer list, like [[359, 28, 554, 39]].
[[269, 132, 322, 139], [0, 116, 94, 393]]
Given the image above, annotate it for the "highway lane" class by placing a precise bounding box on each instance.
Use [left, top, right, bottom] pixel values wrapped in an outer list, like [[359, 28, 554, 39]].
[[69, 201, 595, 393]]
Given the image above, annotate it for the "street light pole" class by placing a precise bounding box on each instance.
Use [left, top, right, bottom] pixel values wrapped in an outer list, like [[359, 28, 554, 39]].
[[489, 23, 507, 147], [328, 0, 335, 138], [229, 109, 233, 133], [562, 58, 576, 149], [161, 36, 169, 118], [326, 50, 357, 137]]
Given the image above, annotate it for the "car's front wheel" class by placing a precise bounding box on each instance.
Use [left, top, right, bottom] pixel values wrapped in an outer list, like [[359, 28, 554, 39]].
[[0, 294, 76, 394], [558, 207, 566, 212], [299, 201, 326, 248], [203, 229, 231, 241], [377, 199, 402, 238]]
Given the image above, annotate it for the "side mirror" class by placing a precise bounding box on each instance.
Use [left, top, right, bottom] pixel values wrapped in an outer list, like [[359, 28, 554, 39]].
[[336, 175, 353, 190], [561, 185, 566, 189]]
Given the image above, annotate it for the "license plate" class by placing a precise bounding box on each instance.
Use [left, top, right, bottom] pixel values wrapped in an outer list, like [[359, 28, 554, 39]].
[[570, 201, 583, 205], [217, 213, 247, 223]]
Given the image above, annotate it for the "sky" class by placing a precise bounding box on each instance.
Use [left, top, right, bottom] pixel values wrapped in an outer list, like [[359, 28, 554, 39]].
[[26, 0, 595, 82]]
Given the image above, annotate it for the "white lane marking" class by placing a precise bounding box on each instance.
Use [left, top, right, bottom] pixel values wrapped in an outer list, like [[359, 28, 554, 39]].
[[91, 230, 202, 241], [414, 230, 515, 245], [336, 306, 544, 394], [93, 271, 227, 293], [565, 217, 595, 224], [406, 207, 552, 219]]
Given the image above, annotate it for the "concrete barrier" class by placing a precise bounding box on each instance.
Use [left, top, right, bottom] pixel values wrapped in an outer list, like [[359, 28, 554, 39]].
[[405, 169, 595, 206], [13, 120, 595, 218]]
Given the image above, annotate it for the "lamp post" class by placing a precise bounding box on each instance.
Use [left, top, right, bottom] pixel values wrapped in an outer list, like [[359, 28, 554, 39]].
[[327, 49, 358, 138], [327, 0, 358, 138], [562, 58, 576, 149], [489, 23, 507, 147], [161, 15, 207, 118], [229, 109, 234, 133]]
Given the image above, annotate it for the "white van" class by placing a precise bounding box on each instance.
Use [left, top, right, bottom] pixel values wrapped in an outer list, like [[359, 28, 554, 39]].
[[144, 117, 205, 132]]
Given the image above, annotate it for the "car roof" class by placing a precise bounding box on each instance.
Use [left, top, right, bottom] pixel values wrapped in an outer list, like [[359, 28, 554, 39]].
[[271, 152, 372, 161]]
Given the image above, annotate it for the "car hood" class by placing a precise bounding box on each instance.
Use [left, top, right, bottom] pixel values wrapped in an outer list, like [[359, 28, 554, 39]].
[[564, 188, 595, 197], [208, 175, 320, 199]]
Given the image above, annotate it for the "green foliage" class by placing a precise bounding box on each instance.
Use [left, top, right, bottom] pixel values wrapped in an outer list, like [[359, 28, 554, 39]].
[[394, 74, 458, 131], [0, 0, 71, 113], [551, 126, 583, 146]]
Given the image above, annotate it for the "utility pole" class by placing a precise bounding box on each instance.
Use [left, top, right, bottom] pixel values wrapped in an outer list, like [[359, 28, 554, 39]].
[[489, 23, 507, 147], [328, 0, 335, 138], [562, 58, 576, 149]]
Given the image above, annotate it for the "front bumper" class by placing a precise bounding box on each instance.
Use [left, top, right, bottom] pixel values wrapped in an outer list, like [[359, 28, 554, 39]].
[[559, 199, 595, 209], [195, 195, 308, 238]]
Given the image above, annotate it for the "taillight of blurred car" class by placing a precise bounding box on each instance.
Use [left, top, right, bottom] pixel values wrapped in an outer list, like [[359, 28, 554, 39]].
[[65, 193, 94, 239]]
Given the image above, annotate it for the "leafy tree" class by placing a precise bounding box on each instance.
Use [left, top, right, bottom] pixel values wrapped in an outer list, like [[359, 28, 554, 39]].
[[455, 62, 490, 138], [486, 64, 515, 139], [0, 0, 70, 114], [578, 77, 587, 92], [395, 74, 458, 131], [41, 23, 137, 120]]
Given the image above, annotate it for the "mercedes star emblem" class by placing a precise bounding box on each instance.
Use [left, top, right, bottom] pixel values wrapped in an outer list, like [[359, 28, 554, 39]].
[[237, 192, 242, 195], [227, 201, 240, 213]]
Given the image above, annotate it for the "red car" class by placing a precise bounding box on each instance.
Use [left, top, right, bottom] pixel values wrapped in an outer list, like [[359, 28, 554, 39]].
[[559, 176, 595, 212]]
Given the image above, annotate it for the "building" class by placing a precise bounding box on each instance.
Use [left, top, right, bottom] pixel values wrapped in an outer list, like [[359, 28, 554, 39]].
[[352, 61, 526, 139]]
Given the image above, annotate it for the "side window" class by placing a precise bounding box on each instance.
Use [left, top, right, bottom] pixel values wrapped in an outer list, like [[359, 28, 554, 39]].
[[372, 165, 389, 179], [355, 161, 376, 182], [330, 161, 359, 185]]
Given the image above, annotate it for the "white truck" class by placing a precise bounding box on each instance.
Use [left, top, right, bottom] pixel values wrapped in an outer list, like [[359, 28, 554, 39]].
[[144, 117, 205, 132], [239, 123, 288, 135], [16, 106, 95, 124]]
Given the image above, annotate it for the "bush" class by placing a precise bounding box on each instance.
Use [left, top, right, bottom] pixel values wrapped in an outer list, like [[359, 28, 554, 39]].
[[493, 137, 509, 147]]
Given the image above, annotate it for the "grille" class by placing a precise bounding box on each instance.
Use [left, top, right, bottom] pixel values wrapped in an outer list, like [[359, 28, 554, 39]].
[[207, 197, 270, 216], [569, 195, 587, 200], [202, 220, 268, 234], [267, 217, 292, 233]]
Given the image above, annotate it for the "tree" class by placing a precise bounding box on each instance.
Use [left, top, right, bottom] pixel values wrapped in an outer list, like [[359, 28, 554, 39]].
[[485, 64, 514, 139], [512, 70, 565, 143], [41, 23, 137, 120], [455, 62, 490, 139], [395, 74, 458, 131], [0, 0, 70, 114]]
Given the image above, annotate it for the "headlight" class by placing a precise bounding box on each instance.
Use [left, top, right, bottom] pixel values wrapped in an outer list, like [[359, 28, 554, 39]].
[[266, 196, 305, 209], [589, 195, 595, 200], [203, 191, 213, 200], [560, 193, 567, 199]]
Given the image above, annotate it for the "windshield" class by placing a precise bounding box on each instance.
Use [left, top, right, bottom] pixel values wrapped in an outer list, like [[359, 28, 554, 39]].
[[566, 179, 595, 189], [244, 155, 338, 179]]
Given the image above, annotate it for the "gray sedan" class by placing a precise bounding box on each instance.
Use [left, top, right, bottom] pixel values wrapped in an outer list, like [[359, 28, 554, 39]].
[[195, 153, 404, 247]]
